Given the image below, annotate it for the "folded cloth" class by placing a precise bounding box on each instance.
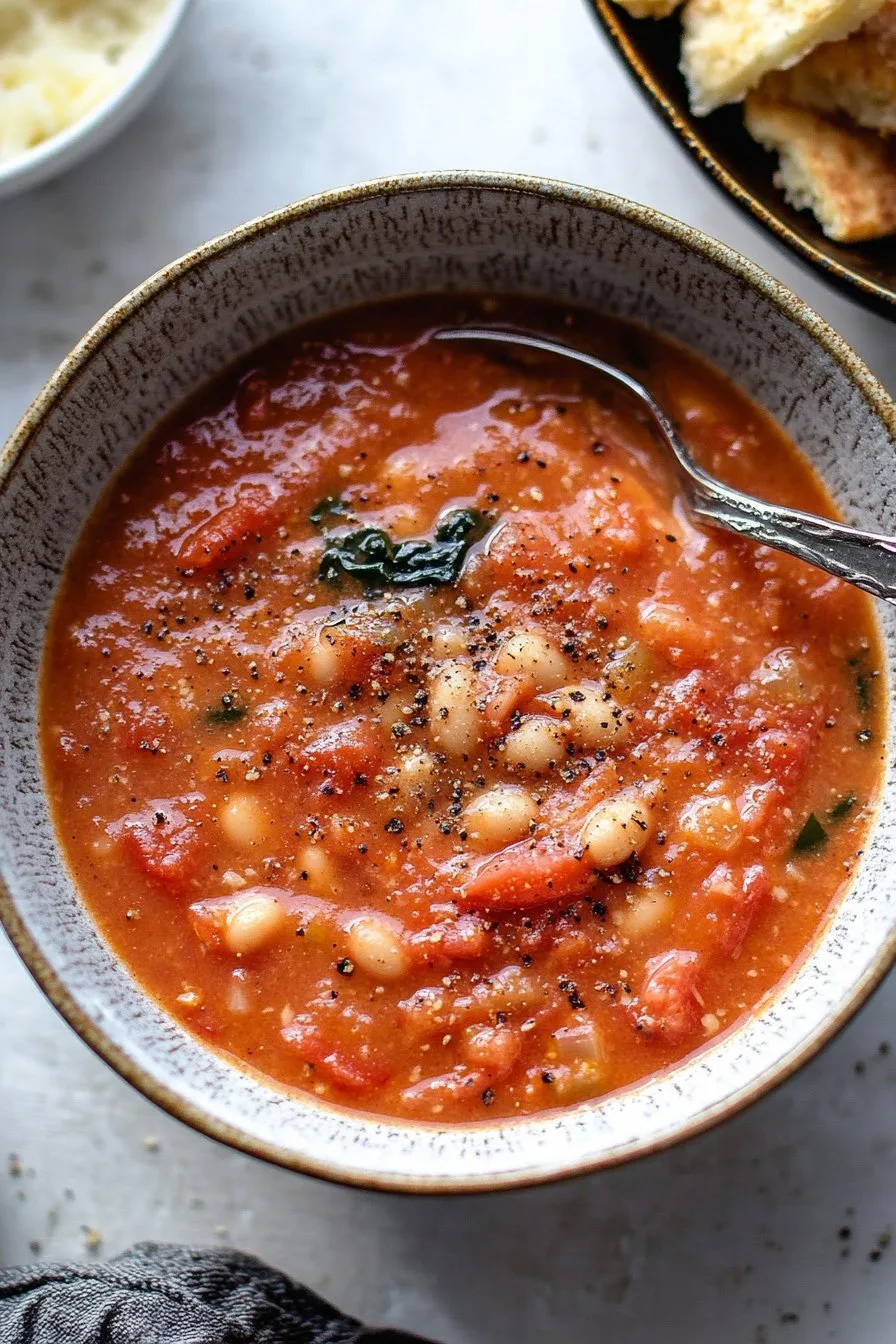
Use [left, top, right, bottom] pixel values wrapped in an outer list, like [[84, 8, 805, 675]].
[[0, 1241, 437, 1344]]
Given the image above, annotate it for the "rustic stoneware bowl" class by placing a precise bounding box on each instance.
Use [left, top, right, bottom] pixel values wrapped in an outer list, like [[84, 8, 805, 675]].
[[1, 173, 894, 1192]]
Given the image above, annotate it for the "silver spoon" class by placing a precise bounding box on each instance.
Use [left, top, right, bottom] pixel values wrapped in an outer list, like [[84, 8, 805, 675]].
[[434, 326, 896, 607]]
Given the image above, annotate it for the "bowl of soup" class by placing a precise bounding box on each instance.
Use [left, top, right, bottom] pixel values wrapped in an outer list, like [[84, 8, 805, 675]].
[[1, 173, 894, 1190]]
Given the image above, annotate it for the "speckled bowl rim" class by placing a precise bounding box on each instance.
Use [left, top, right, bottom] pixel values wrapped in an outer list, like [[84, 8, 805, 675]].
[[1, 171, 895, 1194]]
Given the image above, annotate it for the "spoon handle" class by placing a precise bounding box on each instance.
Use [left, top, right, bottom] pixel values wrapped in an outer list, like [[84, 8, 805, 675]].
[[686, 475, 896, 606]]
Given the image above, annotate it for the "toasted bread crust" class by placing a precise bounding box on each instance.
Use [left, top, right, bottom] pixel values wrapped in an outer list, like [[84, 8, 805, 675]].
[[611, 0, 683, 17], [682, 0, 887, 115], [757, 2, 896, 134], [744, 93, 896, 240]]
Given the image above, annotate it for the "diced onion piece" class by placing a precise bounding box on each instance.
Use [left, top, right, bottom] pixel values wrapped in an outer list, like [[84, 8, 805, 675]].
[[551, 1022, 601, 1063], [678, 793, 741, 853], [604, 641, 654, 702], [400, 748, 439, 797]]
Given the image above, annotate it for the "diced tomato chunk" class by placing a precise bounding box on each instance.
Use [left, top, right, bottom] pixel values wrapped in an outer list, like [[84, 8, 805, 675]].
[[400, 1067, 488, 1113], [176, 487, 276, 570], [462, 1024, 522, 1080], [284, 716, 382, 792], [281, 1018, 391, 1092], [408, 914, 491, 963], [752, 718, 817, 789], [634, 949, 702, 1043], [114, 700, 173, 754], [460, 835, 592, 910], [235, 372, 273, 434], [115, 801, 204, 892], [651, 668, 733, 738], [481, 671, 537, 733], [696, 863, 771, 958]]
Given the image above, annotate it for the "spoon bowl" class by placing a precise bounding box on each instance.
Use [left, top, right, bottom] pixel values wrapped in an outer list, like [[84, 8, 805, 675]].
[[435, 326, 896, 606]]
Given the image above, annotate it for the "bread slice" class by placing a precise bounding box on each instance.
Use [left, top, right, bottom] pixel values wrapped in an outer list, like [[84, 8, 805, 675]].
[[611, 0, 683, 17], [744, 94, 896, 241], [681, 0, 887, 115], [757, 3, 896, 135]]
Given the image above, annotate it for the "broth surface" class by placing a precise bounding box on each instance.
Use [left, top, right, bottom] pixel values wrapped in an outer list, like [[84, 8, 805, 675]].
[[41, 296, 885, 1121]]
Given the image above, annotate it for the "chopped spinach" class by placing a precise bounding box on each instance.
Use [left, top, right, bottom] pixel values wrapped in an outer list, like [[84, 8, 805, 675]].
[[319, 508, 493, 591], [310, 495, 352, 527], [793, 812, 828, 854], [828, 794, 857, 821], [206, 696, 246, 727], [848, 650, 875, 715]]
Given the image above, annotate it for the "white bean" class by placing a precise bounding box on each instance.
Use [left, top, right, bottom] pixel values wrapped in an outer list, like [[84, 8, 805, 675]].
[[604, 641, 654, 702], [306, 627, 343, 685], [502, 716, 566, 772], [543, 683, 630, 749], [347, 915, 409, 981], [295, 844, 339, 898], [224, 893, 287, 956], [430, 622, 468, 658], [220, 794, 270, 849], [429, 661, 483, 757], [494, 629, 570, 691], [615, 891, 673, 940], [462, 785, 538, 850], [401, 749, 439, 795], [579, 795, 653, 868]]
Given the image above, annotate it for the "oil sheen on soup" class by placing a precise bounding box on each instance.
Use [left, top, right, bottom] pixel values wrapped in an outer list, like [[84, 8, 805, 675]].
[[41, 296, 885, 1122]]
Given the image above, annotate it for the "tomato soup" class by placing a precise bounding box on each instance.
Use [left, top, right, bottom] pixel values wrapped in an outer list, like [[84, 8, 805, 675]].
[[41, 296, 885, 1121]]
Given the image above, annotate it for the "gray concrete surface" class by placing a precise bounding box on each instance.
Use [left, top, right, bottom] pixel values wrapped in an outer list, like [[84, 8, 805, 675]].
[[1, 3, 894, 1340]]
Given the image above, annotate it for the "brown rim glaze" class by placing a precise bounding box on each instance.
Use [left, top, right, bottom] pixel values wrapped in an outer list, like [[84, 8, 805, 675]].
[[1, 172, 895, 1193], [587, 0, 896, 317]]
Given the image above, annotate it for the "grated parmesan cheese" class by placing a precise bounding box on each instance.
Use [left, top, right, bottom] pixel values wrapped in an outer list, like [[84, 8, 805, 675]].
[[0, 0, 170, 161]]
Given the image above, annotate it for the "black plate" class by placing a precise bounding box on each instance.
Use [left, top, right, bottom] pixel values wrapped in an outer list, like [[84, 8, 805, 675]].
[[587, 0, 896, 316]]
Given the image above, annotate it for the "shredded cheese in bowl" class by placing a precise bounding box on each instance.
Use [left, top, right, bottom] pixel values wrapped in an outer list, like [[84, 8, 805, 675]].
[[0, 0, 170, 162]]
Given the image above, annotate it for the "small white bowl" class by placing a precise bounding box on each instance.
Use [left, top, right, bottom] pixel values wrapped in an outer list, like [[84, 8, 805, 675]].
[[0, 0, 193, 202]]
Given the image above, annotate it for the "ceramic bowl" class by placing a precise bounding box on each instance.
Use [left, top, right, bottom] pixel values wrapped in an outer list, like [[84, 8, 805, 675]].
[[586, 0, 896, 317], [0, 0, 193, 202], [1, 173, 894, 1192]]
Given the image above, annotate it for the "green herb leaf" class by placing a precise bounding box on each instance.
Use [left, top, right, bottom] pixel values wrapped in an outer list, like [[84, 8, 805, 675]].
[[319, 508, 493, 591], [206, 698, 247, 727], [848, 650, 874, 715], [828, 794, 857, 821], [793, 812, 828, 854], [310, 495, 352, 527]]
